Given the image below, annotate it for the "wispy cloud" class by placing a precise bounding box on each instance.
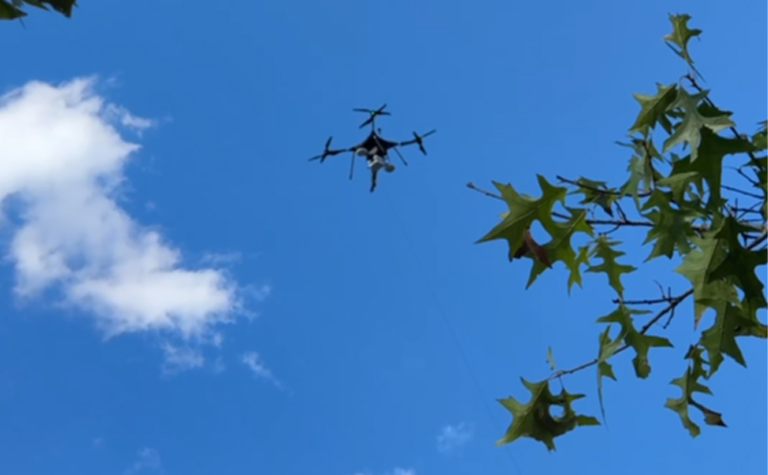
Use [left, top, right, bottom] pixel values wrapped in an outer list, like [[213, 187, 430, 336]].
[[201, 252, 243, 266], [353, 468, 415, 475], [161, 343, 205, 375], [0, 78, 258, 346], [436, 422, 473, 454], [242, 351, 284, 389], [125, 447, 163, 474]]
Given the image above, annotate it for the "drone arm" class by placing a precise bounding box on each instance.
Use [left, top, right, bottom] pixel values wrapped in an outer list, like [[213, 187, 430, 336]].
[[391, 147, 409, 166]]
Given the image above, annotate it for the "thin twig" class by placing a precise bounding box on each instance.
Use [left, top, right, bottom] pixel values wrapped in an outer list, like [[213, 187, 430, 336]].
[[614, 200, 629, 222], [722, 184, 764, 200], [729, 165, 762, 189], [613, 296, 679, 305]]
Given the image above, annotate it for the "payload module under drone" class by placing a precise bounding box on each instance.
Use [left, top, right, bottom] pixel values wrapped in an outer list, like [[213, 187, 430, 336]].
[[309, 104, 436, 192]]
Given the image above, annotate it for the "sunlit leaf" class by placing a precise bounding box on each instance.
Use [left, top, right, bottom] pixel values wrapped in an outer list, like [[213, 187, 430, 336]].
[[662, 89, 734, 161], [586, 236, 637, 299], [496, 379, 600, 451], [596, 325, 624, 423], [596, 306, 673, 378]]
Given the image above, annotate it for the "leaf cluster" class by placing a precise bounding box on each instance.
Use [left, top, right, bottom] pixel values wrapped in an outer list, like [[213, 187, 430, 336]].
[[476, 14, 767, 450]]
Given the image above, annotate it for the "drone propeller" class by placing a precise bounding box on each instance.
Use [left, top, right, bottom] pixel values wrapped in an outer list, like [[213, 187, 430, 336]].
[[354, 103, 391, 129], [410, 129, 436, 155], [309, 136, 343, 163]]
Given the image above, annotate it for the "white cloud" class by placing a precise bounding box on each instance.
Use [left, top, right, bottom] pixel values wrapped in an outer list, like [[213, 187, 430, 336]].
[[125, 447, 163, 474], [242, 351, 284, 389], [0, 77, 247, 341], [436, 422, 473, 454]]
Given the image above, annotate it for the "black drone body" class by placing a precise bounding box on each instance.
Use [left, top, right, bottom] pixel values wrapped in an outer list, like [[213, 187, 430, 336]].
[[309, 104, 436, 192]]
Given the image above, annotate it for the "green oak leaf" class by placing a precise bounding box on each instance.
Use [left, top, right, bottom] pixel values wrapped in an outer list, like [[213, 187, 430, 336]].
[[525, 207, 593, 290], [662, 89, 734, 162], [665, 346, 719, 438], [596, 325, 624, 423], [585, 236, 637, 299], [671, 128, 756, 210], [0, 0, 76, 19], [663, 13, 703, 78], [629, 83, 678, 134], [733, 296, 768, 339], [655, 171, 699, 203], [753, 120, 767, 150], [690, 400, 727, 428], [0, 0, 26, 18], [619, 150, 663, 207], [571, 177, 617, 216], [476, 175, 566, 261], [674, 225, 734, 327], [709, 216, 768, 310], [596, 306, 673, 378], [641, 189, 698, 260], [37, 0, 75, 16], [700, 304, 746, 375], [496, 378, 599, 451], [566, 245, 591, 294]]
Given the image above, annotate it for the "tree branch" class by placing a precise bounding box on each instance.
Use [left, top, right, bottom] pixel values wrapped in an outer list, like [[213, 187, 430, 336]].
[[546, 288, 693, 381], [544, 228, 768, 382], [722, 184, 764, 200]]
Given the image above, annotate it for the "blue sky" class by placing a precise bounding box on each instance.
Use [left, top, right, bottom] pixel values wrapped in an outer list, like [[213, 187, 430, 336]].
[[0, 1, 765, 475]]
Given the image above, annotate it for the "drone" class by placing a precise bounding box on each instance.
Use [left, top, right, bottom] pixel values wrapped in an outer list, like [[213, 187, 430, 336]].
[[309, 103, 437, 192]]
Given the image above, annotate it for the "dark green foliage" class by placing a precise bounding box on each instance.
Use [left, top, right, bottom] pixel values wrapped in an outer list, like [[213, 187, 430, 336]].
[[496, 379, 599, 451], [0, 0, 76, 21], [474, 14, 766, 450]]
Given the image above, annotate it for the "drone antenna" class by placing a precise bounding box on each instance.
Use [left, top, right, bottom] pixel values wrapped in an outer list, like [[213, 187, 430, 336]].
[[348, 151, 355, 180]]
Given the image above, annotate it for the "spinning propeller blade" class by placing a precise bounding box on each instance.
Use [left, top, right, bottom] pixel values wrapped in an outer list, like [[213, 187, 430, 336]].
[[309, 136, 335, 162], [355, 103, 391, 128], [412, 129, 436, 155]]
